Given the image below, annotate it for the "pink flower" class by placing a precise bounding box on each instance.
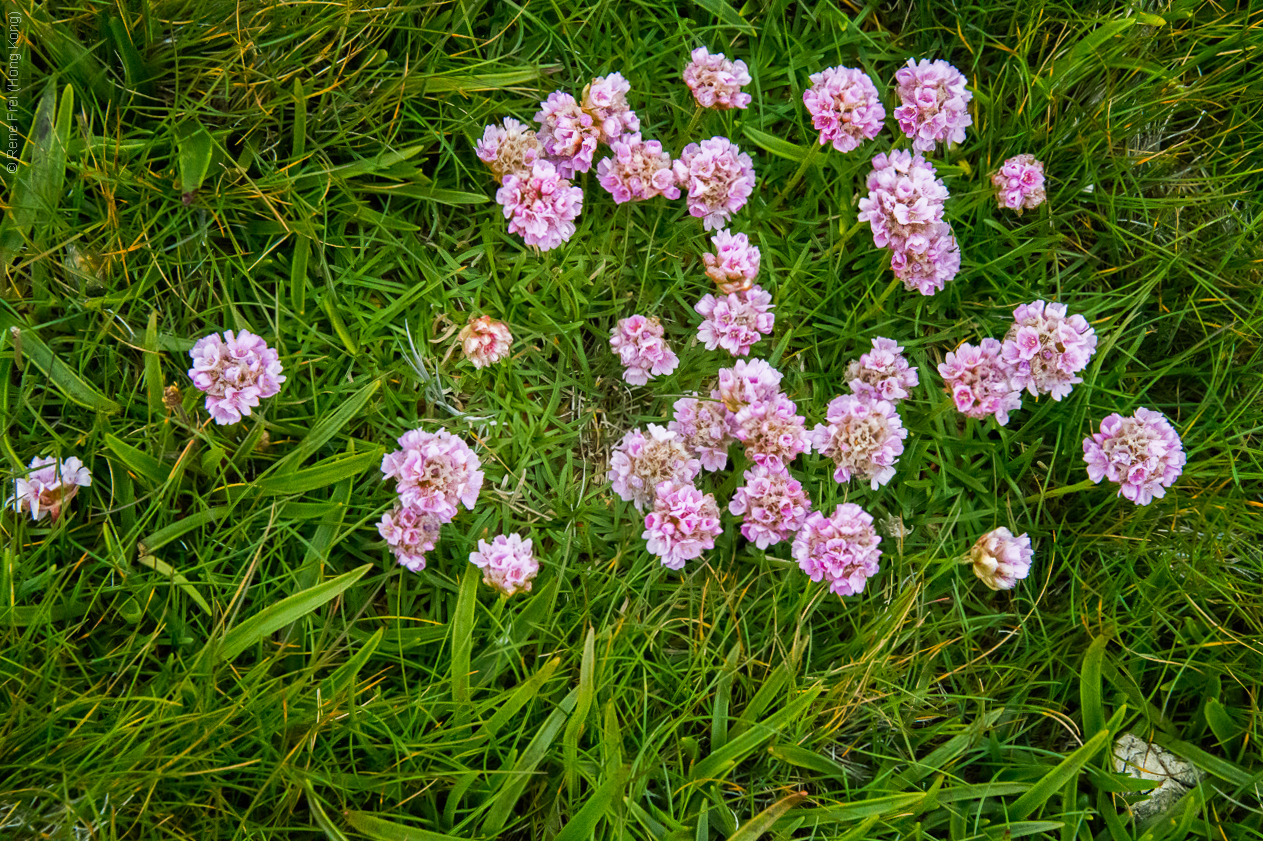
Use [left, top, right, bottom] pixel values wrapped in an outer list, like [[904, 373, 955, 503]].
[[890, 222, 961, 296], [381, 428, 484, 523], [669, 395, 738, 472], [1001, 301, 1098, 401], [475, 117, 543, 182], [610, 314, 679, 385], [378, 503, 442, 572], [846, 337, 919, 403], [643, 480, 723, 570], [608, 424, 702, 511], [695, 286, 775, 356], [703, 229, 762, 294], [810, 394, 907, 489], [187, 329, 286, 425], [534, 91, 601, 176], [458, 315, 512, 368], [728, 463, 811, 549], [857, 150, 950, 252], [733, 392, 812, 468], [496, 159, 584, 251], [991, 154, 1046, 214], [1083, 408, 1186, 506], [470, 533, 540, 596], [970, 527, 1033, 590], [582, 73, 641, 143], [803, 65, 886, 153], [9, 456, 91, 522], [937, 339, 1022, 425], [793, 503, 882, 598], [715, 358, 783, 413], [596, 134, 680, 203], [683, 47, 753, 110], [893, 58, 973, 153], [673, 137, 756, 231]]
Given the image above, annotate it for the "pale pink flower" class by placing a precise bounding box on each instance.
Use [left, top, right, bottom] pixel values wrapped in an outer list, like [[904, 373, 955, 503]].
[[596, 134, 680, 203], [810, 394, 907, 489], [683, 47, 752, 110], [734, 392, 812, 468], [893, 58, 973, 153], [458, 315, 512, 369], [610, 314, 679, 385], [381, 428, 484, 523], [793, 503, 882, 598], [695, 286, 775, 357], [728, 463, 811, 549], [890, 222, 961, 296], [938, 339, 1022, 425], [378, 503, 442, 573], [703, 229, 762, 294], [1083, 408, 1186, 506], [9, 456, 91, 522], [991, 154, 1046, 214], [673, 137, 756, 231], [496, 159, 584, 251], [970, 527, 1033, 590], [1001, 301, 1098, 401], [470, 533, 540, 596], [715, 358, 783, 413], [803, 65, 886, 153], [582, 73, 640, 143], [608, 425, 702, 511], [187, 329, 286, 425], [534, 91, 600, 176], [669, 395, 738, 472], [857, 150, 950, 252], [643, 480, 723, 570], [475, 117, 542, 182], [846, 337, 919, 403]]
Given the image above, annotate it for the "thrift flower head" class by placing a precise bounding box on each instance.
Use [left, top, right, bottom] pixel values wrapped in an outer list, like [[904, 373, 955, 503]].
[[475, 117, 542, 182], [673, 137, 756, 231], [793, 503, 882, 598], [378, 504, 441, 573], [1001, 301, 1098, 401], [992, 154, 1046, 214], [9, 456, 91, 522], [1083, 408, 1186, 506], [458, 315, 513, 369], [582, 73, 640, 143], [187, 329, 286, 425], [610, 314, 679, 385], [970, 527, 1033, 591], [496, 159, 584, 251], [810, 394, 907, 489], [683, 47, 753, 110], [728, 463, 811, 549], [803, 65, 886, 153], [470, 533, 539, 596], [702, 229, 761, 294], [734, 392, 812, 468], [938, 339, 1022, 425], [893, 58, 973, 153], [597, 134, 680, 203], [534, 91, 600, 176], [857, 150, 950, 251], [846, 337, 920, 403], [890, 222, 961, 296], [643, 480, 723, 570], [695, 286, 775, 357], [381, 428, 484, 523], [608, 425, 702, 511], [715, 357, 783, 413], [669, 395, 738, 472]]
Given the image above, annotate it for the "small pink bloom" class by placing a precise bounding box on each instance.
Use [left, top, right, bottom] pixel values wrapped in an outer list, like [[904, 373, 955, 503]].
[[582, 73, 640, 143], [702, 229, 761, 294], [187, 329, 286, 425], [458, 315, 513, 369], [1083, 408, 1185, 506], [534, 91, 601, 177], [9, 456, 91, 522], [810, 394, 907, 489], [1000, 301, 1098, 401], [991, 154, 1046, 214], [610, 314, 679, 385], [729, 462, 811, 549], [378, 503, 442, 572], [496, 159, 584, 251], [715, 358, 783, 413], [890, 222, 961, 296], [669, 395, 738, 472], [937, 339, 1022, 425], [643, 480, 723, 570], [695, 286, 775, 357], [793, 503, 882, 598], [683, 47, 753, 110], [381, 428, 484, 523], [857, 150, 950, 252], [470, 533, 540, 596], [672, 137, 756, 231], [596, 134, 680, 203], [970, 527, 1033, 590], [803, 65, 886, 153], [846, 337, 919, 403], [608, 425, 702, 511], [893, 58, 973, 153], [733, 392, 812, 468], [475, 117, 543, 182]]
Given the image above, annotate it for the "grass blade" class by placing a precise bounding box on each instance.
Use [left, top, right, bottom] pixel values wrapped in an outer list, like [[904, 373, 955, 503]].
[[255, 450, 382, 495], [729, 791, 807, 841], [343, 812, 465, 841], [0, 312, 122, 413], [451, 563, 479, 704]]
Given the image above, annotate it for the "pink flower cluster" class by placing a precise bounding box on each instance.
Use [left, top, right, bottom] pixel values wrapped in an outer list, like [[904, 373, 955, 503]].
[[803, 65, 886, 153], [992, 154, 1046, 214], [476, 118, 543, 182], [734, 392, 811, 468], [695, 286, 775, 356], [9, 455, 91, 522], [608, 425, 701, 511], [670, 396, 738, 472], [716, 357, 782, 412], [535, 91, 601, 177], [378, 504, 441, 573], [597, 134, 680, 203], [674, 137, 756, 231], [938, 339, 1022, 425], [728, 463, 810, 549], [583, 73, 641, 143], [1001, 301, 1098, 401], [610, 314, 679, 385], [970, 528, 1033, 590], [846, 337, 919, 403], [187, 329, 286, 425], [458, 315, 513, 369], [470, 533, 540, 596], [643, 480, 723, 569], [810, 394, 907, 489], [703, 229, 761, 294], [496, 160, 585, 252], [793, 504, 883, 597], [1083, 408, 1185, 506], [683, 47, 753, 110], [893, 58, 973, 153]]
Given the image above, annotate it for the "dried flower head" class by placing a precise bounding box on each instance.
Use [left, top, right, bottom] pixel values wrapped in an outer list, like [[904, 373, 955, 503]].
[[893, 58, 973, 153], [793, 503, 882, 598], [534, 91, 601, 177], [470, 533, 540, 596], [702, 229, 761, 294], [683, 47, 753, 110], [695, 286, 775, 357], [728, 463, 811, 549], [970, 527, 1033, 590], [673, 137, 756, 231], [458, 315, 513, 369], [715, 358, 783, 413], [378, 503, 442, 572], [582, 73, 641, 143], [596, 134, 680, 203], [846, 337, 919, 403], [938, 338, 1022, 425], [380, 428, 484, 523], [496, 159, 584, 251], [803, 65, 886, 153], [9, 456, 91, 522], [608, 425, 702, 511], [857, 150, 950, 252], [992, 154, 1046, 214], [734, 392, 812, 468], [643, 480, 723, 570], [810, 394, 907, 489], [610, 314, 679, 385], [187, 329, 286, 425], [1001, 301, 1098, 401], [890, 222, 961, 296], [1083, 408, 1186, 506], [476, 117, 543, 182], [669, 395, 738, 472]]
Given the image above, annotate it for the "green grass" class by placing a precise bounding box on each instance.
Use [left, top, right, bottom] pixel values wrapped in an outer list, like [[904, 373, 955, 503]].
[[2, 0, 1262, 838]]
